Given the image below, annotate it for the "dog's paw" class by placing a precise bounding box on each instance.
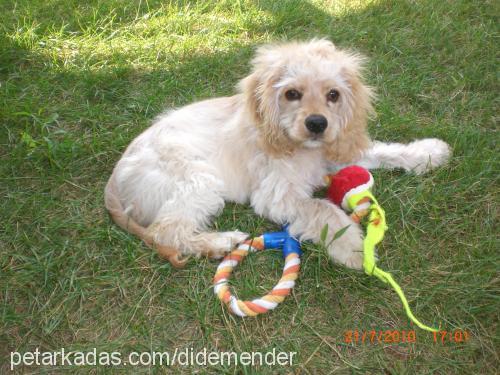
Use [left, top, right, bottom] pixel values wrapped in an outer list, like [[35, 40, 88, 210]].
[[342, 250, 364, 270], [327, 223, 364, 270], [222, 230, 250, 247], [406, 138, 451, 175], [208, 231, 249, 259]]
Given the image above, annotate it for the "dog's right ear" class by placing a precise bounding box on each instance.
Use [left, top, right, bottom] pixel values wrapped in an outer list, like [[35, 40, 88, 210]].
[[238, 73, 262, 128], [239, 52, 296, 157]]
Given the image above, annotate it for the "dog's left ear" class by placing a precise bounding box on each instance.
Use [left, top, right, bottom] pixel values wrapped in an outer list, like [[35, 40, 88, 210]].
[[324, 56, 374, 163]]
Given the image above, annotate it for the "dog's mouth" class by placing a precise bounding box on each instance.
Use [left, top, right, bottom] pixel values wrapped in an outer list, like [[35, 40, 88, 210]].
[[302, 137, 324, 148], [308, 133, 324, 141], [282, 125, 326, 149]]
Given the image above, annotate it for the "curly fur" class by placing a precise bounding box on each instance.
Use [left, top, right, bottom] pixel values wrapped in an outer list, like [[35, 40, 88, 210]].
[[105, 39, 451, 269]]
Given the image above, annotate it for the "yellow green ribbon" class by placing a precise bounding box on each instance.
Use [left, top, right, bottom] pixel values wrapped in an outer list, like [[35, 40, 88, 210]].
[[347, 191, 438, 332]]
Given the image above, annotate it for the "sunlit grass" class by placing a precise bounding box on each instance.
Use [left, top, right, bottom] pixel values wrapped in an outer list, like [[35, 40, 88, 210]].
[[1, 0, 498, 373]]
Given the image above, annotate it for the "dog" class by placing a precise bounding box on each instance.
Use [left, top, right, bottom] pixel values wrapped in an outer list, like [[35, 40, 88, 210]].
[[105, 39, 450, 269]]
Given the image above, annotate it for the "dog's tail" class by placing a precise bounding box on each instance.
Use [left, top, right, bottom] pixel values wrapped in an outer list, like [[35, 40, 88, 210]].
[[104, 173, 188, 268]]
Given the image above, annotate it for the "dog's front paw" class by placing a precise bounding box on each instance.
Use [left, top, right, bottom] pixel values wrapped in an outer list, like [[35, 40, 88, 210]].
[[327, 222, 364, 270], [406, 138, 451, 174], [208, 230, 249, 259], [342, 249, 364, 270], [223, 230, 250, 248]]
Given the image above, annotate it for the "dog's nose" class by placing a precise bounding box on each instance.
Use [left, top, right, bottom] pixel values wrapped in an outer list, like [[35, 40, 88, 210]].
[[305, 115, 328, 134]]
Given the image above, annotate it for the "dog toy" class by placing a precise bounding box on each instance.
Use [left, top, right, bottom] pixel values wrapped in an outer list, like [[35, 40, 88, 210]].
[[326, 165, 438, 332], [213, 226, 301, 317]]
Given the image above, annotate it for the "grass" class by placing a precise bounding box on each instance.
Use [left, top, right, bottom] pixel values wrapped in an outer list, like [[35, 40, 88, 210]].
[[1, 0, 498, 373]]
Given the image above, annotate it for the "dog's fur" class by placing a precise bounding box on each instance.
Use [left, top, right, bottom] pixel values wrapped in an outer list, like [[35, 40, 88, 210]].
[[105, 39, 450, 268]]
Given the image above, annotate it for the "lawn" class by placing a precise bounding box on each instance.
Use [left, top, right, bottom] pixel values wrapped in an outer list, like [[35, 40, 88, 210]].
[[1, 0, 498, 373]]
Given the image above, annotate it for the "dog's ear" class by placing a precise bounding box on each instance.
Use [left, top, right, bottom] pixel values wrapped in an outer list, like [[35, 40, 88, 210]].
[[324, 55, 374, 163], [239, 48, 296, 157]]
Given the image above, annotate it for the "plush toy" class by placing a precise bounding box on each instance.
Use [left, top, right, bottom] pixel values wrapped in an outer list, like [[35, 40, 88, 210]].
[[326, 165, 438, 332]]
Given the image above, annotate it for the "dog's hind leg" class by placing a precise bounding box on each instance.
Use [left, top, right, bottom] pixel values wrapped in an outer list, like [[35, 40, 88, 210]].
[[147, 174, 248, 260]]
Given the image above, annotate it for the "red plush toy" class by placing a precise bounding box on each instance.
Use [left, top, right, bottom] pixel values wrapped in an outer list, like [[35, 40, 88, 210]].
[[326, 165, 374, 210]]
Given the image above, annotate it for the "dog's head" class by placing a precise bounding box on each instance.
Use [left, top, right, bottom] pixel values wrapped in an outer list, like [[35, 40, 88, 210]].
[[240, 39, 374, 162]]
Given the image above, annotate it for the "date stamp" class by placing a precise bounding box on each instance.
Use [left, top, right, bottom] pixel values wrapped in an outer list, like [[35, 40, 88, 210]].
[[344, 329, 470, 345], [344, 330, 416, 344]]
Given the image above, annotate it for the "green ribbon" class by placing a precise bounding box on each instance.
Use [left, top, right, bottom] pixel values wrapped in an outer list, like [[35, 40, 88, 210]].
[[347, 190, 438, 332]]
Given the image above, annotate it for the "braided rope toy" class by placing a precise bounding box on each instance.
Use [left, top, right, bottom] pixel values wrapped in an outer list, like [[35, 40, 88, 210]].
[[327, 165, 438, 332], [213, 227, 302, 317]]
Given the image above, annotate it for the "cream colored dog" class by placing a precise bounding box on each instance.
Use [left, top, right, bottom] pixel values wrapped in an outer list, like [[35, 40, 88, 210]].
[[105, 39, 450, 268]]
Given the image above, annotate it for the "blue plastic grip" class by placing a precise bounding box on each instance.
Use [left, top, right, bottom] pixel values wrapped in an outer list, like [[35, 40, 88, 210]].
[[282, 236, 302, 258], [263, 231, 287, 249], [262, 225, 302, 259]]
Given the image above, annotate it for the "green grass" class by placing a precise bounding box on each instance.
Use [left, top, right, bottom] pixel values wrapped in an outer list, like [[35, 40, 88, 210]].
[[1, 0, 498, 373]]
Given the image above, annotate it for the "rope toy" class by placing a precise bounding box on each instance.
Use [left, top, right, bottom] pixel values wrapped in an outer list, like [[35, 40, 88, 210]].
[[326, 165, 438, 332], [213, 226, 301, 317]]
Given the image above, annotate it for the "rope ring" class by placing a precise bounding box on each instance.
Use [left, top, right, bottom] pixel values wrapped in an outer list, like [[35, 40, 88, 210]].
[[213, 231, 301, 317]]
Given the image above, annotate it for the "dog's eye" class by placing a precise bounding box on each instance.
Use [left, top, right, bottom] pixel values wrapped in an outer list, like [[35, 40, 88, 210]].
[[327, 89, 340, 103], [285, 89, 302, 101]]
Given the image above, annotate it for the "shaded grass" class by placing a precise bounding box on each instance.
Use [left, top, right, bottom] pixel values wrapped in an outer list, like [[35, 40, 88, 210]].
[[1, 0, 498, 373]]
